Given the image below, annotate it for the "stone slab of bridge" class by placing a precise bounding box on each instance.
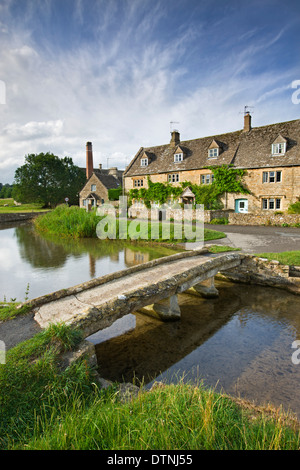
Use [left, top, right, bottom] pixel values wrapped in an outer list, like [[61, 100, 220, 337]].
[[31, 249, 244, 338]]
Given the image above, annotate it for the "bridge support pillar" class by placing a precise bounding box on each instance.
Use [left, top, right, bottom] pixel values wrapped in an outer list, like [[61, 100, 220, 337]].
[[137, 294, 181, 321], [189, 277, 219, 298]]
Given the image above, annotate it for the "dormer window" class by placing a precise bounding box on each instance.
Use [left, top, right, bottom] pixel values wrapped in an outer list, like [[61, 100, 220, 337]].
[[208, 139, 220, 159], [208, 148, 219, 158], [272, 143, 286, 155], [271, 134, 287, 156], [174, 152, 183, 162], [141, 158, 148, 167]]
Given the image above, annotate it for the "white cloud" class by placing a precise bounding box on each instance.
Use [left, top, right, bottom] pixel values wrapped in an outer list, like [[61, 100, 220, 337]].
[[0, 0, 299, 183]]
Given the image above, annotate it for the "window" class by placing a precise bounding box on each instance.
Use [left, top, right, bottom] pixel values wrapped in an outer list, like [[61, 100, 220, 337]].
[[208, 148, 219, 158], [272, 143, 286, 155], [262, 198, 281, 210], [174, 153, 183, 162], [91, 184, 96, 191], [262, 171, 282, 183], [168, 174, 179, 183], [134, 179, 144, 187], [141, 158, 148, 167], [200, 174, 214, 184]]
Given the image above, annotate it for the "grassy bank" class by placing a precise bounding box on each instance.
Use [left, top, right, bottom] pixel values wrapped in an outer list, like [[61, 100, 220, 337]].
[[1, 323, 299, 450], [34, 205, 226, 243], [255, 251, 300, 266]]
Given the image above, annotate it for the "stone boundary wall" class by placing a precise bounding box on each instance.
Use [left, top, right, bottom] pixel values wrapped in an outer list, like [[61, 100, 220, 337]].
[[228, 212, 300, 226], [0, 212, 49, 224], [127, 206, 231, 223], [221, 255, 300, 294]]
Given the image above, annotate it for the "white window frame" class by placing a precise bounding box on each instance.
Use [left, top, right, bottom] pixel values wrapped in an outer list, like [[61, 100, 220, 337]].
[[200, 174, 214, 185], [272, 143, 286, 156], [262, 171, 282, 183], [262, 198, 281, 210], [134, 179, 144, 187], [208, 148, 219, 159], [174, 152, 183, 162], [141, 158, 148, 167], [168, 173, 179, 183], [91, 184, 96, 191]]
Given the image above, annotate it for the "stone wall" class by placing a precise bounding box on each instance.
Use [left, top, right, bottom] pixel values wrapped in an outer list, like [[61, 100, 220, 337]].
[[228, 212, 300, 226], [221, 255, 300, 294], [127, 205, 230, 223], [0, 212, 48, 223]]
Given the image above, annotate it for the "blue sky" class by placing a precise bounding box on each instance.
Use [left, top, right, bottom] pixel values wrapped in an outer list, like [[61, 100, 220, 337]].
[[0, 0, 300, 183]]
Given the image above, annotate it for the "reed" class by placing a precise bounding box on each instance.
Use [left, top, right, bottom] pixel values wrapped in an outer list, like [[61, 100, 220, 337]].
[[34, 205, 226, 242]]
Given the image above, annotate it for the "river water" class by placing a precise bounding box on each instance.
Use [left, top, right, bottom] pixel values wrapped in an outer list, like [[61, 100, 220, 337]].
[[2, 221, 300, 418]]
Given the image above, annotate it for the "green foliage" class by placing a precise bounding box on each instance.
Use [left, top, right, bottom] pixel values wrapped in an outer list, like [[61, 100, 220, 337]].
[[288, 201, 300, 214], [108, 187, 122, 201], [128, 166, 248, 210], [34, 205, 226, 242], [207, 164, 249, 195], [13, 153, 86, 208], [209, 217, 229, 225], [0, 323, 94, 449], [13, 381, 300, 450], [0, 183, 13, 199], [35, 205, 101, 238]]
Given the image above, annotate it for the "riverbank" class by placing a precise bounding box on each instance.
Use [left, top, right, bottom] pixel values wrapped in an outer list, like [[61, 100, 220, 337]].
[[34, 204, 226, 243], [1, 322, 299, 450]]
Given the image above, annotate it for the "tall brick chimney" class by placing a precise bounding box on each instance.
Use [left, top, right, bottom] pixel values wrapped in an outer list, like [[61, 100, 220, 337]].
[[243, 112, 252, 132], [170, 130, 180, 147], [86, 142, 94, 179]]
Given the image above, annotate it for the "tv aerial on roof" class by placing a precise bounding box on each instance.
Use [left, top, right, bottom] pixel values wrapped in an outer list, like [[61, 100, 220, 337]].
[[170, 121, 180, 132], [240, 105, 254, 115]]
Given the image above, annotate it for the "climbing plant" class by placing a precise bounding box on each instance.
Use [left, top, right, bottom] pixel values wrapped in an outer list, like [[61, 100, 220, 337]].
[[207, 164, 249, 195], [128, 166, 249, 210]]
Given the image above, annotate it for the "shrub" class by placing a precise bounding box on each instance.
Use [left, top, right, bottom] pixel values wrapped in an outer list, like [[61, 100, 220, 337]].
[[288, 202, 300, 214], [210, 217, 228, 225]]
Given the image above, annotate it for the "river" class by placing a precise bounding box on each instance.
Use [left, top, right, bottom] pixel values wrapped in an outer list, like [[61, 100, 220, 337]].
[[1, 221, 300, 418]]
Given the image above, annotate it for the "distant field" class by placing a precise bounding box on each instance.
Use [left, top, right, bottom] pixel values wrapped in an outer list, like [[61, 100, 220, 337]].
[[0, 198, 47, 213]]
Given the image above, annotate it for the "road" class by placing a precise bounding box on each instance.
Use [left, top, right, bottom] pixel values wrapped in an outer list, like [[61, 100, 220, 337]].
[[202, 224, 300, 253]]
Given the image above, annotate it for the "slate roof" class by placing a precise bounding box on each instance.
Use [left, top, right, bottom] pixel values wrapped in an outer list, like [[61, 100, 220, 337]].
[[124, 118, 300, 177], [93, 170, 122, 189]]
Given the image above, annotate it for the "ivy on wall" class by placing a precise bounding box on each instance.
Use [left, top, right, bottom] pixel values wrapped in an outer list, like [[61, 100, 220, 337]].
[[128, 165, 249, 209]]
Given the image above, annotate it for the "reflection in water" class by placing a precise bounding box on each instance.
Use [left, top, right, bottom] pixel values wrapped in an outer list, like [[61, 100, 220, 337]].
[[0, 222, 177, 301], [95, 280, 300, 419]]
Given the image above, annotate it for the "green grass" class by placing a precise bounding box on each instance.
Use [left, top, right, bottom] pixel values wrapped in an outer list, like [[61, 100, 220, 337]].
[[34, 205, 226, 243], [207, 245, 240, 253], [0, 325, 300, 450], [0, 302, 31, 321], [255, 251, 300, 266], [0, 198, 47, 213], [1, 322, 300, 450]]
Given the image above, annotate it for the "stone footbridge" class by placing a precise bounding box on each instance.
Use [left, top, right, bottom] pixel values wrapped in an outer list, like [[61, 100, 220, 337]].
[[30, 248, 244, 338]]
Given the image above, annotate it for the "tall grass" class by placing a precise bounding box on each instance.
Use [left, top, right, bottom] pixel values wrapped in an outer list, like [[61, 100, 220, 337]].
[[20, 381, 300, 451], [34, 205, 226, 242], [34, 205, 101, 238], [1, 324, 299, 450]]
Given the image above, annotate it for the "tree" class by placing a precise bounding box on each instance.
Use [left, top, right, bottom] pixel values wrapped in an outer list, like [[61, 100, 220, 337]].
[[0, 183, 13, 198], [13, 153, 86, 207]]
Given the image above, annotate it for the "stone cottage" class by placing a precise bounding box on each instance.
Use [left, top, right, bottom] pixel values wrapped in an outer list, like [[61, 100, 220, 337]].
[[79, 142, 123, 209], [123, 114, 300, 214]]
